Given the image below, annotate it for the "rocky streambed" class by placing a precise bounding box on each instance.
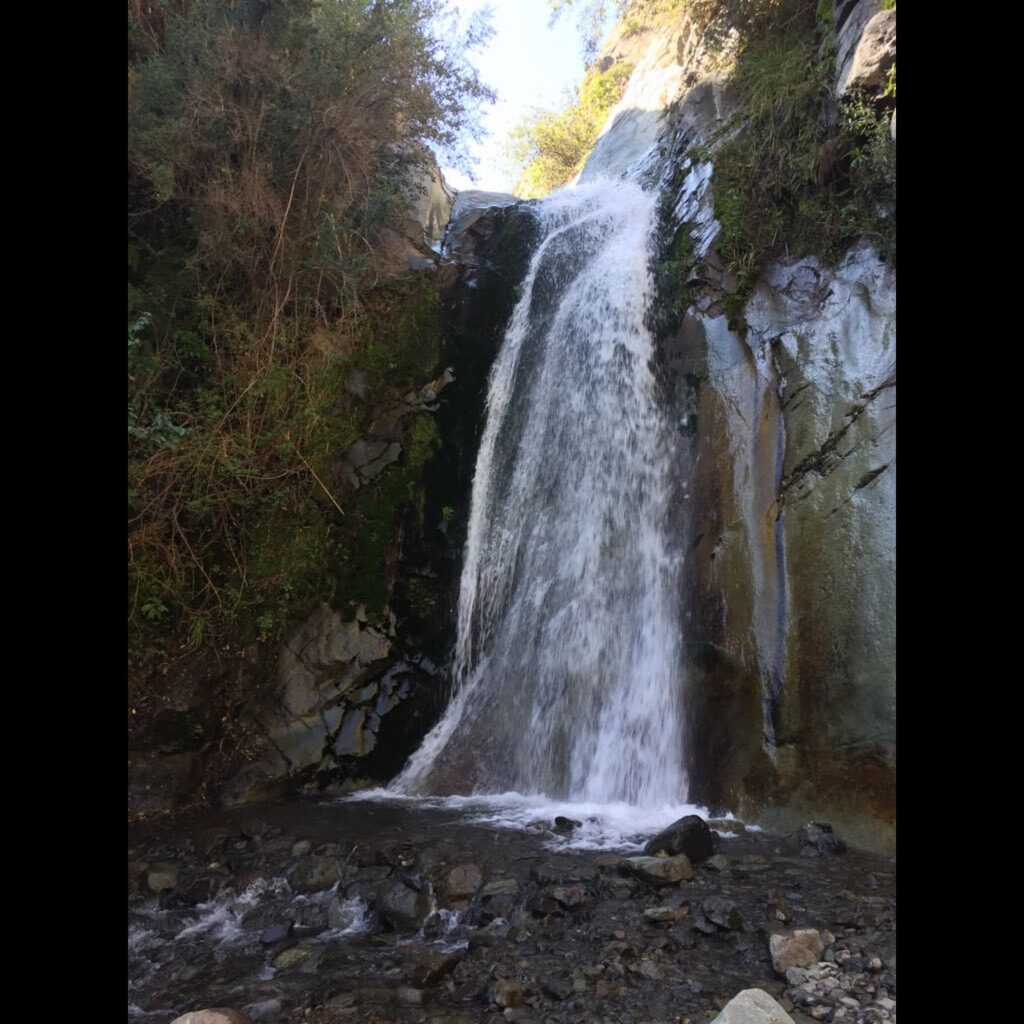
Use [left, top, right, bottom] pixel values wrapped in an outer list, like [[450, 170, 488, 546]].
[[128, 799, 895, 1024]]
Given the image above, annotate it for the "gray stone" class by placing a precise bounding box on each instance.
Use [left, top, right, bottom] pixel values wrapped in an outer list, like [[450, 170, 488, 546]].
[[291, 839, 312, 857], [769, 929, 828, 973], [709, 989, 794, 1024], [702, 895, 743, 930], [345, 439, 389, 470], [707, 854, 730, 871], [493, 979, 525, 1008], [358, 442, 402, 482], [146, 862, 180, 893], [480, 878, 520, 897], [328, 896, 362, 931], [219, 759, 289, 809], [644, 814, 715, 862], [260, 921, 293, 945], [709, 818, 745, 835], [444, 863, 483, 900], [549, 885, 591, 908], [374, 147, 455, 276], [797, 822, 847, 854], [447, 191, 519, 243], [833, 0, 881, 93], [128, 752, 204, 816], [239, 1001, 281, 1023], [540, 976, 573, 1001], [411, 953, 462, 987], [644, 904, 689, 923], [272, 945, 313, 970], [288, 855, 341, 894], [333, 707, 375, 757], [838, 9, 896, 96], [376, 876, 433, 931], [617, 854, 694, 885]]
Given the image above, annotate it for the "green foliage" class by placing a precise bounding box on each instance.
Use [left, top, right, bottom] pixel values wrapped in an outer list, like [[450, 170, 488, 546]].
[[707, 0, 896, 292], [884, 62, 896, 100], [128, 0, 490, 656], [507, 61, 634, 197]]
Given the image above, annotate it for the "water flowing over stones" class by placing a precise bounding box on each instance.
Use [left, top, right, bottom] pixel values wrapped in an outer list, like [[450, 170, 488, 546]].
[[394, 180, 687, 806]]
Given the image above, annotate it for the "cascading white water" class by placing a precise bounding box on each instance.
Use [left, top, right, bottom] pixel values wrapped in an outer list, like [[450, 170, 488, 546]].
[[394, 180, 686, 806]]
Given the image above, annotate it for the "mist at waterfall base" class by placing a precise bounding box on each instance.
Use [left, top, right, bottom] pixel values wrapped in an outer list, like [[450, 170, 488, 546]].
[[343, 180, 715, 850]]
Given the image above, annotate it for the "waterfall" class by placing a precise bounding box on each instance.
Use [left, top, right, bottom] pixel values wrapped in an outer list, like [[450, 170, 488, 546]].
[[394, 180, 686, 806]]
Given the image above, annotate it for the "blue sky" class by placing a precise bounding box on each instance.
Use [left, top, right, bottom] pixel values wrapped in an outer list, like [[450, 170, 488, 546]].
[[441, 0, 613, 193]]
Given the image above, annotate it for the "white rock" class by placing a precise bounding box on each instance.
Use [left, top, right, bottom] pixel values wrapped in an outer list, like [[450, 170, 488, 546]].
[[710, 988, 795, 1024], [170, 1011, 252, 1024]]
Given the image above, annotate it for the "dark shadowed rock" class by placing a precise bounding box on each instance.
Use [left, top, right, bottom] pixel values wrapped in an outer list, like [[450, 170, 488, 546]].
[[554, 816, 582, 833], [411, 953, 463, 987], [644, 904, 689, 924], [540, 976, 573, 1001], [260, 921, 294, 945], [288, 855, 342, 894], [239, 1001, 281, 1022], [179, 874, 221, 905], [644, 815, 715, 862], [549, 884, 592, 909], [492, 978, 524, 1008], [376, 875, 433, 931], [702, 895, 743, 930], [796, 822, 847, 855]]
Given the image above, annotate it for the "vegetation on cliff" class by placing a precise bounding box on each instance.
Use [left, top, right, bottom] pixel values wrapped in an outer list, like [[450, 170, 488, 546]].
[[128, 0, 492, 664], [543, 0, 895, 320], [708, 0, 896, 326], [506, 59, 634, 198]]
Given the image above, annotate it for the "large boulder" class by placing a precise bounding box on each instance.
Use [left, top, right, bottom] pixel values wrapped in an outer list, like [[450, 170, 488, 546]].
[[644, 814, 715, 862], [838, 8, 896, 96]]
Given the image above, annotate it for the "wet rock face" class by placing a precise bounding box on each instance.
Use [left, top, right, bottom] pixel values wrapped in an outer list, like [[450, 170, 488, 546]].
[[655, 241, 895, 850]]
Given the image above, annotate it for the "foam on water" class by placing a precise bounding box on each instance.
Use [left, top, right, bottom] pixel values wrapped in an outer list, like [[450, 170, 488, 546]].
[[343, 788, 734, 851]]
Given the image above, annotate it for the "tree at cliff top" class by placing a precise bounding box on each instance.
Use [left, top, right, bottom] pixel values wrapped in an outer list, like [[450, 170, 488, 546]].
[[128, 0, 492, 661], [506, 59, 633, 198]]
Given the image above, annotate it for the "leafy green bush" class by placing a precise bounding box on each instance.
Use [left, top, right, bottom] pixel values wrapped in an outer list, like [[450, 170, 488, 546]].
[[708, 0, 896, 313], [507, 60, 634, 197], [127, 0, 492, 657]]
